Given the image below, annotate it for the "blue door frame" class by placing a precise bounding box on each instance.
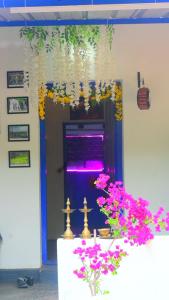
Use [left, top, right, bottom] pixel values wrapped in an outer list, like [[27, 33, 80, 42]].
[[40, 120, 48, 264], [40, 100, 123, 264]]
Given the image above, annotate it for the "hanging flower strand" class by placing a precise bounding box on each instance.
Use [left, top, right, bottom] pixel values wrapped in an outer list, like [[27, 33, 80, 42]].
[[21, 25, 118, 119], [38, 84, 46, 120]]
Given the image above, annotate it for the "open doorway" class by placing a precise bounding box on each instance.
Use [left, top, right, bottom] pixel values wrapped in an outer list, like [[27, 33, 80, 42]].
[[43, 91, 123, 263]]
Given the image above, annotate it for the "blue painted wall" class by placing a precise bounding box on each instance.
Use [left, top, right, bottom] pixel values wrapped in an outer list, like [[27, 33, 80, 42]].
[[2, 0, 169, 8], [1, 0, 169, 26], [114, 120, 123, 182], [40, 120, 47, 264]]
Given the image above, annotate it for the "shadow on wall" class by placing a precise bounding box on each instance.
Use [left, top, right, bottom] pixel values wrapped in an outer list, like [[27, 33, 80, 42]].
[[0, 233, 2, 250]]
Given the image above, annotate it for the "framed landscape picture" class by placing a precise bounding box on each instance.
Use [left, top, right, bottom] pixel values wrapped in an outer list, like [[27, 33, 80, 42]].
[[8, 124, 30, 142], [7, 97, 29, 114], [7, 71, 24, 88], [8, 150, 30, 168]]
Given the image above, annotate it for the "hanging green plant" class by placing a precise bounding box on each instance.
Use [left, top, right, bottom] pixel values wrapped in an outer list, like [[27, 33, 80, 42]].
[[106, 24, 115, 49], [20, 25, 114, 54]]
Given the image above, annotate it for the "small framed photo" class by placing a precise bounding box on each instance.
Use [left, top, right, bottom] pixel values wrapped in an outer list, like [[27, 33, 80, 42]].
[[8, 150, 30, 168], [8, 124, 30, 142], [7, 97, 29, 114], [7, 71, 24, 88]]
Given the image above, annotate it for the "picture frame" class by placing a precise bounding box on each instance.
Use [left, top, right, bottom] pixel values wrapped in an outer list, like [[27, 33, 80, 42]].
[[8, 150, 30, 168], [8, 124, 30, 142], [7, 97, 29, 114], [7, 71, 24, 88]]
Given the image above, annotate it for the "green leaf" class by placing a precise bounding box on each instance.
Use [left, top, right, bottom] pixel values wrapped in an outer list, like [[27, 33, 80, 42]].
[[108, 218, 118, 226], [113, 229, 121, 237], [159, 221, 165, 229], [20, 25, 114, 54], [103, 290, 110, 295]]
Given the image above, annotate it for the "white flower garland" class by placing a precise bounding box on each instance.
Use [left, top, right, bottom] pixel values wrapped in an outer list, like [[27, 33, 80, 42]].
[[23, 25, 116, 108]]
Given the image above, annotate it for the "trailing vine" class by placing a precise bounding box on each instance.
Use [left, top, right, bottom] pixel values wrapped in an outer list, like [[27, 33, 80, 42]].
[[20, 25, 113, 54], [21, 25, 117, 118], [106, 24, 114, 49]]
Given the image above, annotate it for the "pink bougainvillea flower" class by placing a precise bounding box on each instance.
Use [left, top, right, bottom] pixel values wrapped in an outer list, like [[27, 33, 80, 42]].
[[97, 196, 106, 206], [95, 174, 110, 189], [94, 173, 169, 246], [73, 239, 127, 295], [73, 173, 169, 296]]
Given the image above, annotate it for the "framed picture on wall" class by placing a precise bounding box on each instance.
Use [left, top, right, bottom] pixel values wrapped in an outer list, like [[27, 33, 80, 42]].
[[7, 71, 24, 88], [8, 150, 30, 168], [8, 124, 30, 142], [7, 97, 29, 114]]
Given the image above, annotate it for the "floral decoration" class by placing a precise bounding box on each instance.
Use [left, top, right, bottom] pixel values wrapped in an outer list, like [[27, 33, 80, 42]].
[[73, 173, 169, 296], [38, 80, 123, 121], [38, 84, 46, 120], [73, 240, 127, 296], [95, 174, 169, 245], [20, 26, 113, 54], [113, 82, 123, 121], [21, 25, 116, 113]]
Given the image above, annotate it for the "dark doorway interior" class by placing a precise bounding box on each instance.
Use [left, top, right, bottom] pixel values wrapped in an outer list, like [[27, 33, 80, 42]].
[[46, 99, 70, 262], [45, 99, 115, 262]]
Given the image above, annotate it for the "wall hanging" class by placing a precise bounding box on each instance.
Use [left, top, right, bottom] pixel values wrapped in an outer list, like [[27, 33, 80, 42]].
[[137, 72, 150, 110]]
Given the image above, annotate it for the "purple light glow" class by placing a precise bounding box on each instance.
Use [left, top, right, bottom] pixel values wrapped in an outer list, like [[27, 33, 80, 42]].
[[67, 169, 104, 173], [66, 135, 104, 140], [67, 160, 104, 173]]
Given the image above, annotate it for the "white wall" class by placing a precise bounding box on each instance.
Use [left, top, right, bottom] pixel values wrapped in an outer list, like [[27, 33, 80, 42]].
[[0, 28, 41, 269], [114, 24, 169, 213], [1, 24, 169, 269]]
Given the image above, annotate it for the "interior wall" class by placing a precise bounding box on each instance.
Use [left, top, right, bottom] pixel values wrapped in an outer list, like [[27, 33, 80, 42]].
[[0, 28, 41, 269], [114, 24, 169, 213]]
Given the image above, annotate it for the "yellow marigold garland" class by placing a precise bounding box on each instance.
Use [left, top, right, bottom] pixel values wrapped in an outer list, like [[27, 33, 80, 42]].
[[38, 85, 46, 120], [38, 82, 123, 121], [113, 83, 123, 121]]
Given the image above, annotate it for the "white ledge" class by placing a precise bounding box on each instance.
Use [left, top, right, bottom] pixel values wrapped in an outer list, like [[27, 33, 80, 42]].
[[57, 236, 169, 300]]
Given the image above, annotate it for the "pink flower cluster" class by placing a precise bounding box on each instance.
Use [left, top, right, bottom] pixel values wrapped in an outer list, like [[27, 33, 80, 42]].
[[73, 173, 169, 296], [73, 240, 127, 282], [153, 207, 169, 232], [94, 174, 110, 189], [95, 174, 169, 246]]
